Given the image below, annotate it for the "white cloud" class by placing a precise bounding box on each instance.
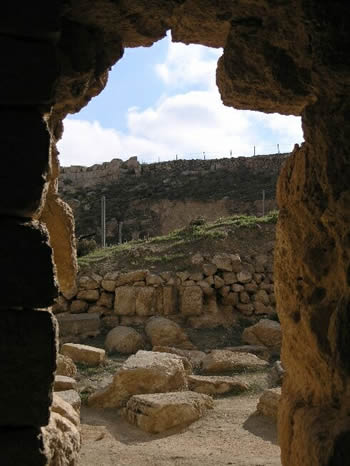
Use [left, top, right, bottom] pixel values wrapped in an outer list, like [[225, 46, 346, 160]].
[[58, 37, 303, 166], [155, 35, 221, 91]]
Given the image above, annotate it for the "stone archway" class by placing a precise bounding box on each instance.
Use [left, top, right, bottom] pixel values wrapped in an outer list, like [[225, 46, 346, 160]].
[[2, 2, 349, 465]]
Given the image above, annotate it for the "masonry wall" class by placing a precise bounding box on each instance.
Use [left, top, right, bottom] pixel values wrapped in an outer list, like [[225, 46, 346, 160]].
[[54, 251, 276, 343]]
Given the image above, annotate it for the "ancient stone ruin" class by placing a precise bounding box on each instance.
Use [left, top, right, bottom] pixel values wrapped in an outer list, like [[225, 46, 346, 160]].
[[54, 252, 276, 343], [2, 2, 349, 465]]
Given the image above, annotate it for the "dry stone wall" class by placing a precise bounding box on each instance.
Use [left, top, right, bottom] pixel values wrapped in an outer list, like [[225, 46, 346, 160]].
[[54, 251, 276, 340]]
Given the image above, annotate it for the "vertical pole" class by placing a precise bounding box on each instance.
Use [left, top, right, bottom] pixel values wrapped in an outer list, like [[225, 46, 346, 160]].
[[277, 143, 280, 154], [254, 145, 256, 156], [176, 154, 178, 161], [119, 221, 123, 244], [101, 196, 106, 248], [262, 189, 265, 217]]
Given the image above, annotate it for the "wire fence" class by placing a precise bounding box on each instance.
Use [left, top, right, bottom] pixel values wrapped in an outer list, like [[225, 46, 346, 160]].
[[139, 143, 297, 164]]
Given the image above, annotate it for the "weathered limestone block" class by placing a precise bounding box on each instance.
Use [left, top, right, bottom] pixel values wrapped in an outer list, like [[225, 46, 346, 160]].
[[237, 270, 252, 284], [236, 303, 254, 315], [70, 299, 88, 314], [0, 37, 58, 104], [135, 286, 156, 316], [153, 346, 206, 371], [145, 316, 192, 348], [55, 390, 81, 414], [162, 285, 178, 315], [0, 219, 58, 307], [97, 291, 114, 309], [212, 254, 232, 271], [214, 275, 225, 288], [105, 326, 144, 354], [61, 343, 105, 366], [201, 350, 268, 374], [54, 375, 77, 392], [255, 290, 270, 305], [76, 289, 99, 302], [257, 387, 281, 420], [115, 270, 148, 287], [202, 263, 217, 276], [187, 375, 249, 395], [56, 312, 100, 341], [146, 274, 163, 286], [124, 391, 213, 433], [114, 286, 136, 315], [223, 272, 237, 284], [78, 275, 99, 290], [181, 285, 203, 316], [101, 279, 116, 292], [230, 254, 243, 272], [0, 309, 57, 426], [224, 345, 270, 361], [56, 354, 77, 378], [88, 350, 188, 408], [242, 319, 281, 352]]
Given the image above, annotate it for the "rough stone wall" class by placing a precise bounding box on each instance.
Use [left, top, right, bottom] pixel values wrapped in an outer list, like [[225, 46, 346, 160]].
[[60, 154, 288, 189], [2, 1, 349, 465], [54, 251, 276, 341]]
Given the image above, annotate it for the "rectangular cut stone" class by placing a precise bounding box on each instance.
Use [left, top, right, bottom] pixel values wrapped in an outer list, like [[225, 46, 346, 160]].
[[0, 109, 50, 217], [163, 286, 178, 315], [61, 343, 105, 367], [181, 286, 203, 316], [114, 286, 136, 315], [0, 37, 59, 104], [0, 219, 58, 308], [0, 2, 61, 38], [56, 313, 100, 340], [0, 427, 47, 466], [0, 309, 57, 426], [135, 287, 155, 316]]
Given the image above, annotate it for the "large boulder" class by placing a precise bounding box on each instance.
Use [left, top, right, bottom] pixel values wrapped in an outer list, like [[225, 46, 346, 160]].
[[145, 316, 192, 349], [88, 350, 188, 408], [201, 350, 268, 374], [56, 354, 77, 378], [61, 343, 105, 367], [257, 387, 281, 420], [242, 319, 282, 353], [124, 391, 213, 433], [105, 326, 145, 354], [187, 375, 249, 395]]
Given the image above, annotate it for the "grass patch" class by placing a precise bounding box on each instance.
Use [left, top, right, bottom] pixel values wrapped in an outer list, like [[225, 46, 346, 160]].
[[78, 211, 278, 269]]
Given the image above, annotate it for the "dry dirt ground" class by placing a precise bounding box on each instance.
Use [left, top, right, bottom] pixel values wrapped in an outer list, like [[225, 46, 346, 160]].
[[78, 393, 281, 466]]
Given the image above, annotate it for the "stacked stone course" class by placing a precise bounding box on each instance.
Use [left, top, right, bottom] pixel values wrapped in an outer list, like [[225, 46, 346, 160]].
[[54, 251, 276, 341]]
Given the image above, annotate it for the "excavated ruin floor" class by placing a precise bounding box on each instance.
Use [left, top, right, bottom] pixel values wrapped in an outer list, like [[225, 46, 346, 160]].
[[78, 393, 281, 466]]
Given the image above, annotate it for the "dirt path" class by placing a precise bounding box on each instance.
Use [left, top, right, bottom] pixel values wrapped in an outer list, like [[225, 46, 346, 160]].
[[78, 393, 281, 466]]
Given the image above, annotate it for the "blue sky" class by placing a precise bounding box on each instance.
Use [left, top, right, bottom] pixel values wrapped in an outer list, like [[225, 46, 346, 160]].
[[58, 33, 303, 166]]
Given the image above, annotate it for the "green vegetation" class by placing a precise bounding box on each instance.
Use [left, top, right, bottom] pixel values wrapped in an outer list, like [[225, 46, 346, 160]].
[[78, 211, 278, 270]]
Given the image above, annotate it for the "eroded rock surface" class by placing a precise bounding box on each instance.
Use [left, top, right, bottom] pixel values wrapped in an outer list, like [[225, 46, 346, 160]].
[[124, 391, 213, 433], [201, 350, 268, 374], [88, 350, 188, 408]]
